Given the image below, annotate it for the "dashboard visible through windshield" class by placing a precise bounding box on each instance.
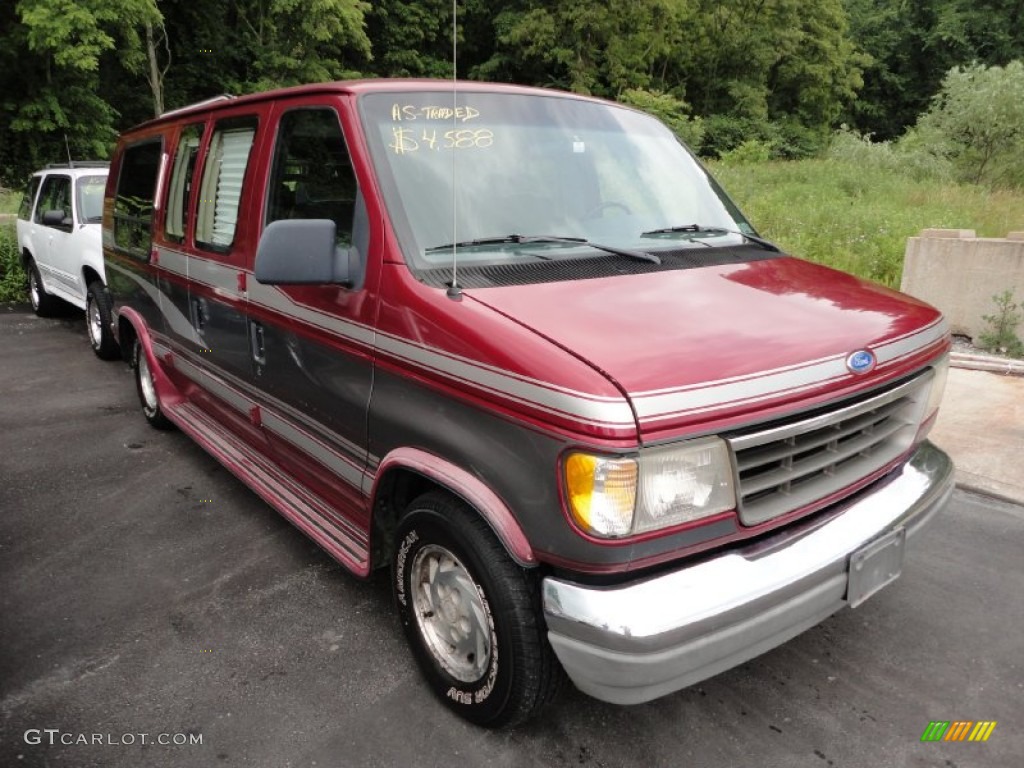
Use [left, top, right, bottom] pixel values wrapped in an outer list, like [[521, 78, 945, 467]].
[[359, 90, 754, 272]]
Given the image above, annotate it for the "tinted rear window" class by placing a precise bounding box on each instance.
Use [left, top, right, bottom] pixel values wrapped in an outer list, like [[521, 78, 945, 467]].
[[113, 140, 163, 259]]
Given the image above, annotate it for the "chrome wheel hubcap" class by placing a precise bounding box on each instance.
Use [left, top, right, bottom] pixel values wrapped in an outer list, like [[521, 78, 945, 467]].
[[411, 544, 491, 682], [88, 299, 102, 347], [138, 350, 158, 411], [29, 271, 40, 309]]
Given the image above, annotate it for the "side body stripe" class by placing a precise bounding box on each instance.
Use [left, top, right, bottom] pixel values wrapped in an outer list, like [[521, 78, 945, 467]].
[[153, 246, 949, 434]]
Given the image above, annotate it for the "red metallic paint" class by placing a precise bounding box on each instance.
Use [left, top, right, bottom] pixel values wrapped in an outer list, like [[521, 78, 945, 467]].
[[466, 257, 946, 437], [373, 263, 639, 443], [118, 306, 184, 412], [107, 79, 952, 579]]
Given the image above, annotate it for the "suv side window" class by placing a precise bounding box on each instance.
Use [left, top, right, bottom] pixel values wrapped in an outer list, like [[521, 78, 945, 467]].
[[266, 108, 358, 246], [34, 175, 72, 228], [165, 123, 204, 243], [195, 116, 258, 251], [19, 176, 41, 221], [114, 140, 163, 259]]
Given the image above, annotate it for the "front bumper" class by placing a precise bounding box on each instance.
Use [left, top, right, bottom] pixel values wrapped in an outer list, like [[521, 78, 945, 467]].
[[542, 441, 954, 705]]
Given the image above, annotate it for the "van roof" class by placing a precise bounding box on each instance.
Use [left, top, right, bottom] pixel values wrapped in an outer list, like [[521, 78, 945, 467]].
[[126, 79, 604, 133]]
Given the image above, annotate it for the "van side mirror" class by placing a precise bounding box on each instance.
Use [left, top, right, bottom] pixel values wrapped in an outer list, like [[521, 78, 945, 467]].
[[254, 219, 353, 286]]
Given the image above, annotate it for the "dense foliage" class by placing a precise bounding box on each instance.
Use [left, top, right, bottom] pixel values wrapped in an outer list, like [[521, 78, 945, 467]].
[[1, 0, 1022, 188]]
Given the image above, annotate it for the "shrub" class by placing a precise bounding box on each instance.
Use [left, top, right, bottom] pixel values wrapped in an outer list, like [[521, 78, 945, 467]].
[[915, 60, 1024, 188], [978, 289, 1024, 357], [827, 126, 954, 183], [0, 224, 27, 303], [619, 88, 705, 149], [718, 139, 774, 166], [700, 115, 826, 160]]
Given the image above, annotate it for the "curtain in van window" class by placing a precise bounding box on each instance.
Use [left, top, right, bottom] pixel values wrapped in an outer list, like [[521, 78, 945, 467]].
[[212, 129, 254, 245], [196, 123, 256, 249]]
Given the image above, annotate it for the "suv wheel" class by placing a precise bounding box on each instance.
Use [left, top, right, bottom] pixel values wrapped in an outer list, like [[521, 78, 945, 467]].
[[393, 491, 562, 727], [27, 258, 62, 317], [86, 281, 119, 360]]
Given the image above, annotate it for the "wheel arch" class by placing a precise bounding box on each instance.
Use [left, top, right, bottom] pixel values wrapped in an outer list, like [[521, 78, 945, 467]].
[[368, 447, 537, 571], [117, 310, 140, 364], [82, 264, 103, 290], [117, 306, 184, 412]]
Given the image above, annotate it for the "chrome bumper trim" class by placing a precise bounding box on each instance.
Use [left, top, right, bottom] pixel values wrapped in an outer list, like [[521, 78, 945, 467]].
[[542, 441, 954, 705]]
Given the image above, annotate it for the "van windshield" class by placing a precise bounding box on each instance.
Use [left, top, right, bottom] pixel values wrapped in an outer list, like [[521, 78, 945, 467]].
[[359, 90, 753, 270]]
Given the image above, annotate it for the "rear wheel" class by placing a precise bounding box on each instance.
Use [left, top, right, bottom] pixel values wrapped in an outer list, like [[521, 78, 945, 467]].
[[393, 491, 562, 727], [27, 258, 62, 317], [134, 339, 174, 430], [86, 281, 119, 360]]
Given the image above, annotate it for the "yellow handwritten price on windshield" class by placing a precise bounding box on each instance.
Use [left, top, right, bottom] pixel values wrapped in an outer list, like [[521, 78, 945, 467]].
[[390, 127, 494, 155]]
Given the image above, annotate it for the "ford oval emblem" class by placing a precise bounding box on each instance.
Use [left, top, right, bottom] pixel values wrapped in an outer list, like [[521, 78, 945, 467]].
[[846, 349, 876, 374]]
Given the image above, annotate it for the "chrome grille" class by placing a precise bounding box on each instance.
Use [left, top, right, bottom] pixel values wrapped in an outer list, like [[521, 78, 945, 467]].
[[727, 371, 933, 525]]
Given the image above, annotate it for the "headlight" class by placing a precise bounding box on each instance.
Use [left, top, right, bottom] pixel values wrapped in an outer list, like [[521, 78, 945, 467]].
[[564, 438, 736, 538]]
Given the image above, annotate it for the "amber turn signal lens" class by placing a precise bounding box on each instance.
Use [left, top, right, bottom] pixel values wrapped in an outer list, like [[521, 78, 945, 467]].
[[564, 453, 637, 538]]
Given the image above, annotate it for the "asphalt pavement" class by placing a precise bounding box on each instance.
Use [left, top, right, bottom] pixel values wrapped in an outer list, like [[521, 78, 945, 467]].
[[1, 305, 1022, 768]]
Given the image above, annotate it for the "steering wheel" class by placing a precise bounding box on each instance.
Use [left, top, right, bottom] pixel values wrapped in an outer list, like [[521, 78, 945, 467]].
[[583, 201, 632, 219]]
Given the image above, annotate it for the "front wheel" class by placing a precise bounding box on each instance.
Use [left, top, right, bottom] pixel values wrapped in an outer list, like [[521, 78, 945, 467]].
[[393, 491, 562, 727], [133, 339, 174, 430], [86, 281, 119, 360]]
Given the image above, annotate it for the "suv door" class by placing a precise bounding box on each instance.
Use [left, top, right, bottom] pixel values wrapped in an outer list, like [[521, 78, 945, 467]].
[[246, 101, 378, 546], [33, 174, 76, 297]]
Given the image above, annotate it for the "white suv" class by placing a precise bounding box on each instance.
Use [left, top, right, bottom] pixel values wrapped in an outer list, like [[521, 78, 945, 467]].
[[16, 162, 118, 358]]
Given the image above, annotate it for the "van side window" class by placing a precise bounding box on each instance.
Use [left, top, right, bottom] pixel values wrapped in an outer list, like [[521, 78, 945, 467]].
[[165, 123, 204, 242], [19, 177, 40, 221], [196, 116, 257, 251], [266, 108, 358, 246], [34, 175, 72, 228], [113, 140, 163, 259]]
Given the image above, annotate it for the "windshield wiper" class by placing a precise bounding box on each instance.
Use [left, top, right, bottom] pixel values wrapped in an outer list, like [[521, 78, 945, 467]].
[[641, 224, 780, 252], [426, 234, 661, 264]]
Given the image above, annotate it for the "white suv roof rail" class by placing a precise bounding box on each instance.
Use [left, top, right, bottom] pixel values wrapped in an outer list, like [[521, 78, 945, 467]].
[[160, 94, 236, 118], [43, 161, 110, 169]]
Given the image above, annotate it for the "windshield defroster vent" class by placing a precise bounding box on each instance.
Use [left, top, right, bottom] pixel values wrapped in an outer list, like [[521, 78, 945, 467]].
[[417, 245, 779, 288]]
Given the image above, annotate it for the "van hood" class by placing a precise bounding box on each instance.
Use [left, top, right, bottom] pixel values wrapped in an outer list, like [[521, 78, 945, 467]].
[[466, 257, 947, 436]]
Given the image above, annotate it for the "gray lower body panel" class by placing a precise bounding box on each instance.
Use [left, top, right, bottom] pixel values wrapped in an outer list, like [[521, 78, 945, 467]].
[[543, 441, 954, 705]]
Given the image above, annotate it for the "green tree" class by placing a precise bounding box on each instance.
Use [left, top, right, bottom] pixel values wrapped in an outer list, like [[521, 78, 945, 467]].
[[478, 0, 689, 97], [618, 88, 704, 148], [682, 0, 864, 154], [236, 0, 371, 90], [843, 0, 1024, 140], [366, 0, 454, 78], [1, 0, 160, 177], [916, 60, 1024, 186]]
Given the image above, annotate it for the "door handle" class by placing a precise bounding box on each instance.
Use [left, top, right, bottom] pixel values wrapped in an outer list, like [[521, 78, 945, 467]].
[[249, 320, 266, 366], [191, 297, 206, 332]]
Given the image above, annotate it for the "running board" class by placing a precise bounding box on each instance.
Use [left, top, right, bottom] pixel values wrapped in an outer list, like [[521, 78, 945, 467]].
[[165, 400, 371, 577]]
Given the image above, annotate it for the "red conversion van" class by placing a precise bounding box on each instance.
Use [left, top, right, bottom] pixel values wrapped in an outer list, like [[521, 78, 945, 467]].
[[103, 80, 954, 727]]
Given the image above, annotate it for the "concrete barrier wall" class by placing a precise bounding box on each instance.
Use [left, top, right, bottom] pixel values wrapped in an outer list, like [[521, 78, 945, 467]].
[[902, 229, 1024, 341]]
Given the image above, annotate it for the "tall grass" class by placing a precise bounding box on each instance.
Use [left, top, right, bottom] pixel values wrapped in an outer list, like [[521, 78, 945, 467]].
[[0, 223, 26, 302], [710, 154, 1024, 288]]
